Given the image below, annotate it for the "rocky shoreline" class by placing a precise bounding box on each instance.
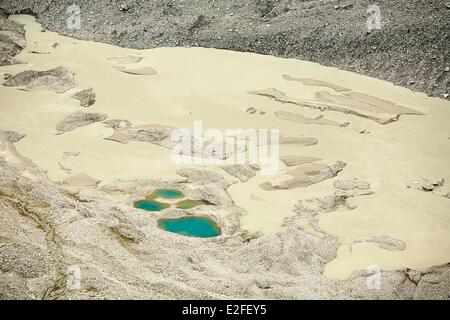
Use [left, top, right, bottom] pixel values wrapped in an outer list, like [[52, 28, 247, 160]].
[[0, 7, 25, 66], [1, 131, 449, 299], [0, 9, 449, 300], [0, 0, 448, 99]]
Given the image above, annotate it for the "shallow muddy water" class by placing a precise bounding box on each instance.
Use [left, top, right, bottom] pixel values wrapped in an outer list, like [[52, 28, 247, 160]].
[[2, 15, 450, 279]]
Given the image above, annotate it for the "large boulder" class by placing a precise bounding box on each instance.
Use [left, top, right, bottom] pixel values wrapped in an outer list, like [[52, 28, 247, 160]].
[[71, 88, 96, 107], [0, 12, 26, 66], [56, 112, 108, 134], [4, 67, 77, 93]]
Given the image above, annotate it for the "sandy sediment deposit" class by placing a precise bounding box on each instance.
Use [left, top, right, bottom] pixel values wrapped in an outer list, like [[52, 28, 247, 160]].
[[1, 15, 449, 299]]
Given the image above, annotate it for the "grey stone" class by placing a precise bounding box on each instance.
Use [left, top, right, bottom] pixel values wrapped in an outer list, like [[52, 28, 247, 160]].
[[56, 112, 108, 134], [4, 67, 77, 93], [72, 88, 96, 107]]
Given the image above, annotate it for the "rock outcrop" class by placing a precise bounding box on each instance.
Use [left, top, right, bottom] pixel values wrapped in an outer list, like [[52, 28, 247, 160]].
[[4, 67, 77, 93], [0, 130, 25, 143], [176, 168, 233, 190], [249, 88, 424, 125], [105, 124, 175, 147], [0, 140, 448, 299], [105, 122, 247, 161], [260, 161, 347, 190], [55, 112, 108, 134], [354, 235, 407, 251], [293, 189, 374, 218], [0, 12, 26, 66], [71, 88, 96, 107], [103, 119, 132, 129]]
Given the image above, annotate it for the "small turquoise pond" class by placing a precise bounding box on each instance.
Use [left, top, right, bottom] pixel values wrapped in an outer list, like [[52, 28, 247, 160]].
[[134, 200, 170, 212], [134, 188, 214, 213], [157, 216, 221, 238], [134, 189, 185, 212], [151, 189, 184, 199]]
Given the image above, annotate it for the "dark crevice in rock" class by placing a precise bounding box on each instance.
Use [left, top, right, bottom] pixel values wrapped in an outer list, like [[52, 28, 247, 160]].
[[14, 8, 38, 18]]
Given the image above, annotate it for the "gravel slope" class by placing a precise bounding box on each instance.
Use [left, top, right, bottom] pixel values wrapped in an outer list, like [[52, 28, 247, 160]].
[[0, 0, 448, 99]]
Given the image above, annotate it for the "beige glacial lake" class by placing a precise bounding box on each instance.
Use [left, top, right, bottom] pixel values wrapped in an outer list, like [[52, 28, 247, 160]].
[[1, 15, 450, 280]]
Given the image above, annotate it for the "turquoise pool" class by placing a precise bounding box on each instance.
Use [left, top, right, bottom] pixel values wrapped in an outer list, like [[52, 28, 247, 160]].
[[157, 216, 221, 238], [134, 189, 185, 212], [134, 199, 170, 212], [151, 189, 184, 199]]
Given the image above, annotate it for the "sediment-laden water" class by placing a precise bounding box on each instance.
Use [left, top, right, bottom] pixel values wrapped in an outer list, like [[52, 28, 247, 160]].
[[157, 216, 221, 238], [1, 15, 450, 280]]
